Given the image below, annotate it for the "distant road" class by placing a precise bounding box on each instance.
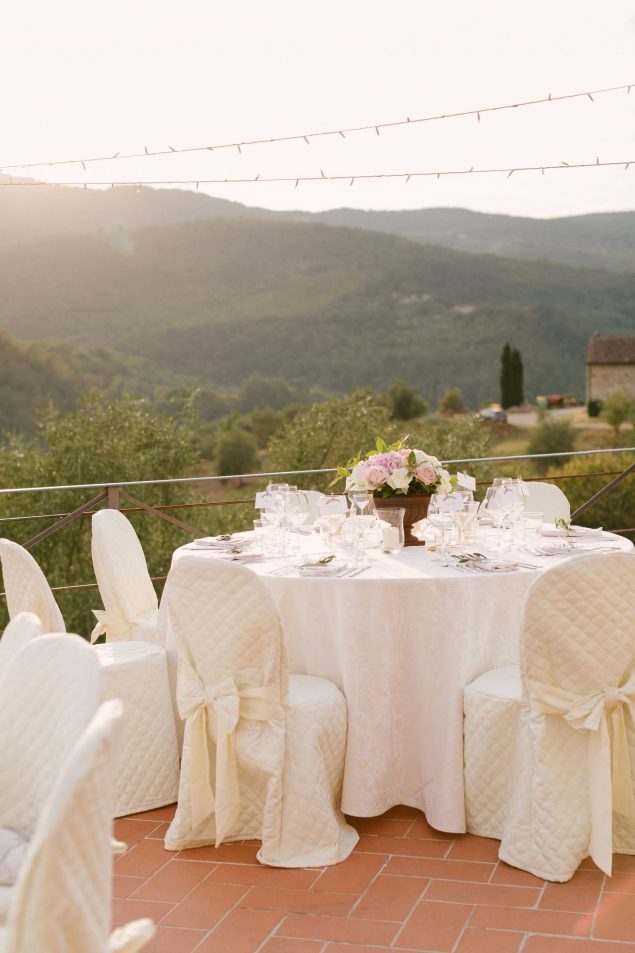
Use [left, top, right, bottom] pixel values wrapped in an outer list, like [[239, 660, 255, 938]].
[[507, 407, 614, 430]]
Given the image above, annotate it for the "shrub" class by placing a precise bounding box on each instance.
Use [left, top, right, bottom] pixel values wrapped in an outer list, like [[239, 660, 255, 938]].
[[587, 399, 603, 418], [439, 388, 467, 417], [387, 379, 427, 421], [601, 391, 634, 437], [526, 418, 576, 474]]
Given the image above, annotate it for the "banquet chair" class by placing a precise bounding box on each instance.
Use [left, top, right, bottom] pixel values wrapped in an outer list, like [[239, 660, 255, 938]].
[[0, 698, 155, 953], [0, 634, 101, 922], [90, 508, 159, 644], [0, 537, 179, 817], [0, 539, 65, 634], [464, 552, 635, 881], [162, 554, 358, 866], [0, 613, 43, 673], [523, 481, 570, 523]]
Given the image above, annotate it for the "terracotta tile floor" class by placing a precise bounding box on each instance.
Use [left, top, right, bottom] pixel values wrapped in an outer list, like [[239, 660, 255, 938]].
[[113, 805, 635, 953]]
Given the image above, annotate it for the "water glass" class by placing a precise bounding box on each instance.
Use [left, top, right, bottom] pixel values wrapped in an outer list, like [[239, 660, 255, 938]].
[[379, 507, 405, 554], [522, 511, 543, 550], [253, 518, 264, 553]]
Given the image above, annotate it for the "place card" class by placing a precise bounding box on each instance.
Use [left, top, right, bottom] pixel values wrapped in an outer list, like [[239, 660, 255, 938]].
[[438, 493, 465, 512], [254, 491, 277, 510], [318, 495, 348, 514], [456, 471, 476, 492]]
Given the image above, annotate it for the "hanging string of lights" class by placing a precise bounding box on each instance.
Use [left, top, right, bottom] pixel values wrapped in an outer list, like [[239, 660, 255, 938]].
[[0, 82, 631, 173], [1, 157, 631, 190]]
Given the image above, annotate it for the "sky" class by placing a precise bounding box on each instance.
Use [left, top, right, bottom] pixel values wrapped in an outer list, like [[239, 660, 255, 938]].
[[1, 0, 634, 218]]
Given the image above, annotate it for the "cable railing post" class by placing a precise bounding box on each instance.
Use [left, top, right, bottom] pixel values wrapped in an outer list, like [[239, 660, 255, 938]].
[[570, 461, 635, 522], [107, 486, 121, 509]]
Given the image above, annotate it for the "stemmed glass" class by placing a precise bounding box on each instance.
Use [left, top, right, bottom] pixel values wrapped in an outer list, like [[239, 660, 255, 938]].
[[286, 489, 310, 556], [482, 484, 517, 551], [426, 494, 455, 562], [317, 495, 347, 554], [348, 492, 377, 560]]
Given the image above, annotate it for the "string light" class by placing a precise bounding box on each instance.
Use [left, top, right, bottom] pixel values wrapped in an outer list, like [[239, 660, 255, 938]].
[[1, 157, 631, 189], [0, 82, 631, 173]]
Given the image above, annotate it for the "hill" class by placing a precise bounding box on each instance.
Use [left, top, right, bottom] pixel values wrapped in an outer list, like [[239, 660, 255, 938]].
[[0, 329, 180, 433], [0, 178, 633, 272], [0, 217, 633, 408]]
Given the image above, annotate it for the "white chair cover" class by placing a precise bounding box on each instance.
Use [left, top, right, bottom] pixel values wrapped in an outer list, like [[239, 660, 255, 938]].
[[0, 613, 43, 673], [163, 555, 358, 866], [0, 634, 101, 922], [0, 699, 155, 953], [94, 642, 180, 817], [0, 537, 179, 818], [464, 553, 635, 881], [523, 482, 570, 523], [90, 510, 158, 644], [0, 540, 65, 634]]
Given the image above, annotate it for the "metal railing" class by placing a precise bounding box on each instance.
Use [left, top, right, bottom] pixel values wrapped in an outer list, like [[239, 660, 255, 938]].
[[0, 446, 633, 599]]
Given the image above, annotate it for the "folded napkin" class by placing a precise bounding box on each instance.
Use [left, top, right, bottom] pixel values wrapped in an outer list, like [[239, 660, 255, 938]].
[[298, 557, 347, 577], [542, 524, 604, 538], [190, 535, 248, 552]]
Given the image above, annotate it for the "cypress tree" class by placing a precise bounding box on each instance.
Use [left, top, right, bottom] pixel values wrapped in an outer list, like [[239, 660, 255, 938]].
[[510, 347, 524, 406], [499, 343, 513, 409]]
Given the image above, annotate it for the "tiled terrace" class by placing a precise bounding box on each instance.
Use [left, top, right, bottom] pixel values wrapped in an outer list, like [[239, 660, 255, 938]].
[[113, 805, 635, 953]]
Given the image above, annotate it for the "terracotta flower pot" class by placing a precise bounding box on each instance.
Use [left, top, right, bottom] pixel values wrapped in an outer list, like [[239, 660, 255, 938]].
[[374, 493, 431, 546]]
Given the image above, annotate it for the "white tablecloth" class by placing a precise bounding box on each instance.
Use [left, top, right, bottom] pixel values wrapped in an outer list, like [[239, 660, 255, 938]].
[[160, 531, 633, 832]]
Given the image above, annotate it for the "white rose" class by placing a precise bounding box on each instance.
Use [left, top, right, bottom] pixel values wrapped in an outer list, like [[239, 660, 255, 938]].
[[387, 467, 411, 491], [408, 449, 427, 464], [439, 468, 452, 494], [346, 463, 370, 490]]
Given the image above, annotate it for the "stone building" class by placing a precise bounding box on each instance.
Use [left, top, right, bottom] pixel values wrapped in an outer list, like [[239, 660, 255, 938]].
[[586, 334, 635, 403]]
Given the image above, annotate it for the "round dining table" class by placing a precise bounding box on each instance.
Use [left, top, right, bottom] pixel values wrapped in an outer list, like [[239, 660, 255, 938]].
[[159, 528, 633, 833]]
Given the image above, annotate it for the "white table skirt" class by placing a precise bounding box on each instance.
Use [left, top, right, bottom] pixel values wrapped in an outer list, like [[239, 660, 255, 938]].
[[159, 531, 633, 832]]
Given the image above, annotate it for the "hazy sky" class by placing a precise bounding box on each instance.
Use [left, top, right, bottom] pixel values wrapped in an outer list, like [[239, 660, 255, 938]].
[[2, 0, 634, 218]]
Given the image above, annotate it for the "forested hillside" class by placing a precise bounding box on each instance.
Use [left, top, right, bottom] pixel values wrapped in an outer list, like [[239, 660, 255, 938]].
[[0, 217, 633, 407], [1, 177, 633, 271]]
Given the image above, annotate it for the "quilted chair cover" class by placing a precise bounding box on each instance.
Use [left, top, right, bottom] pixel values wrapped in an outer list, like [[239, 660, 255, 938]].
[[94, 641, 180, 817], [0, 634, 101, 923], [90, 509, 159, 644], [464, 552, 635, 881], [523, 482, 570, 523], [163, 555, 358, 867], [0, 535, 179, 818], [0, 540, 65, 634], [0, 699, 155, 953], [0, 613, 43, 673]]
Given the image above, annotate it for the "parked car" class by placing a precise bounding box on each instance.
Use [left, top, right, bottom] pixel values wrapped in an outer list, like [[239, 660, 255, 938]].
[[479, 407, 507, 423]]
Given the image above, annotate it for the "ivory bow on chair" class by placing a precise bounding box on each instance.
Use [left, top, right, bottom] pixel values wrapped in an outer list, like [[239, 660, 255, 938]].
[[179, 660, 283, 846], [90, 609, 109, 643], [527, 674, 635, 875]]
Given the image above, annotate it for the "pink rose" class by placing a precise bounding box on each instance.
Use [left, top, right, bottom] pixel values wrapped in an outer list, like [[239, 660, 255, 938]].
[[365, 463, 391, 488], [415, 462, 437, 485]]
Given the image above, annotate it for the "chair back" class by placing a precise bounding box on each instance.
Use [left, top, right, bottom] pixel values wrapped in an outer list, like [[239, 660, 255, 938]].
[[0, 634, 101, 838], [91, 509, 158, 641], [5, 700, 126, 953], [521, 553, 635, 695], [0, 539, 65, 634], [523, 482, 570, 523], [0, 612, 43, 673], [164, 555, 286, 699]]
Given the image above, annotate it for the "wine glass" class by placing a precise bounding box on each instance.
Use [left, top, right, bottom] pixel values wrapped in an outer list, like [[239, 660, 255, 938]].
[[286, 490, 310, 556], [317, 495, 347, 554], [349, 493, 376, 558], [426, 494, 455, 562], [482, 486, 515, 551]]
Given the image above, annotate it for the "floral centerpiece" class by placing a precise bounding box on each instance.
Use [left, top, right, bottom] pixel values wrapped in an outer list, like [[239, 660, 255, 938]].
[[334, 437, 453, 497], [333, 437, 454, 546]]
